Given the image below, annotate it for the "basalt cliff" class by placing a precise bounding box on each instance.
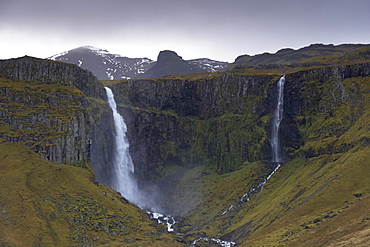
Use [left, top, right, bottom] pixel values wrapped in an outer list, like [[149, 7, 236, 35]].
[[1, 44, 370, 246]]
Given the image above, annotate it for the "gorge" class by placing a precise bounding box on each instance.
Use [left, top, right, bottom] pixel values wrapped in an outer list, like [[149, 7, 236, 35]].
[[1, 44, 370, 246]]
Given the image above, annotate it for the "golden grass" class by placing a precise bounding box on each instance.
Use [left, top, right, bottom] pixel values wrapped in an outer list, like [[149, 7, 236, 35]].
[[0, 142, 180, 246]]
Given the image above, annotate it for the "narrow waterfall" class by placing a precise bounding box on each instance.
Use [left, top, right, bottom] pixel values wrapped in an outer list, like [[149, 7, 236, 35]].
[[105, 87, 139, 203], [271, 75, 285, 163], [221, 76, 286, 216]]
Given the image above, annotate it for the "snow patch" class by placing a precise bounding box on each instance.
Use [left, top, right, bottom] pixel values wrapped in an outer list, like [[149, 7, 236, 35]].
[[48, 51, 68, 60]]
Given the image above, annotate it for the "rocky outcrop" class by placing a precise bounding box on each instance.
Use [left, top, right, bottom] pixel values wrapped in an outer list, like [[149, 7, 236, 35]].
[[284, 62, 370, 157], [0, 56, 113, 169], [136, 50, 207, 79], [0, 56, 106, 99]]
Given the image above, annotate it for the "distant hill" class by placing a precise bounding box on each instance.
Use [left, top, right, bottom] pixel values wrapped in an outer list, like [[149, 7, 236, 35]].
[[228, 43, 370, 69], [49, 46, 229, 80]]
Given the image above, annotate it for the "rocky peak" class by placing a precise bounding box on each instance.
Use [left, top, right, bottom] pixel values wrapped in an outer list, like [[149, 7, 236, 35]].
[[157, 50, 184, 63], [136, 50, 207, 78]]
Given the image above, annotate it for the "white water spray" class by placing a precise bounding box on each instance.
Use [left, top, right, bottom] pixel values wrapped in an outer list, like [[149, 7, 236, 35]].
[[192, 237, 236, 247], [271, 75, 285, 162], [105, 87, 138, 202]]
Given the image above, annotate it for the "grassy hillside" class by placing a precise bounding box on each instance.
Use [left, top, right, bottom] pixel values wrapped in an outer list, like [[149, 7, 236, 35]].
[[166, 63, 370, 246], [0, 142, 180, 246], [169, 118, 370, 246]]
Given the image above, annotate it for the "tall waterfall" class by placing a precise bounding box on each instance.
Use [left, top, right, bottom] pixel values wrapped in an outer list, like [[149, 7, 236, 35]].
[[105, 87, 169, 220], [271, 75, 285, 162], [105, 87, 139, 203], [105, 87, 175, 230]]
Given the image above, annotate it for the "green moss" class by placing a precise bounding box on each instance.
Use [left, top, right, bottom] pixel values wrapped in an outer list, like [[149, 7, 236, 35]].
[[295, 75, 370, 159], [189, 113, 267, 174], [0, 77, 91, 167]]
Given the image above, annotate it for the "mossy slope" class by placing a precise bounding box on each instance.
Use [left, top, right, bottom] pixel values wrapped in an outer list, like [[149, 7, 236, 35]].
[[168, 62, 370, 246], [0, 142, 180, 246]]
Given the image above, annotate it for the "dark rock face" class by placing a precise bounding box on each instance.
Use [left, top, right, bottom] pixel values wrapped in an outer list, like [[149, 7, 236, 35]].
[[111, 74, 279, 179], [114, 74, 276, 119], [119, 106, 194, 181], [0, 56, 106, 99], [90, 104, 116, 185]]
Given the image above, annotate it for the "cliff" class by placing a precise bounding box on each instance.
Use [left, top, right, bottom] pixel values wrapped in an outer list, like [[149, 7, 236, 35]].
[[0, 56, 185, 246], [0, 56, 118, 171], [111, 73, 281, 180], [0, 56, 121, 186], [0, 56, 106, 98], [110, 61, 370, 178]]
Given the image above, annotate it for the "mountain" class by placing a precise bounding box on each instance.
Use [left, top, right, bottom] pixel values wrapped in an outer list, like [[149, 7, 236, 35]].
[[49, 46, 155, 80], [228, 43, 370, 69], [49, 46, 229, 80]]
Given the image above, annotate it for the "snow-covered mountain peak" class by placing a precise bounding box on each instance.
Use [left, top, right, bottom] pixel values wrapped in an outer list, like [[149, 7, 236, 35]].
[[49, 46, 156, 80], [80, 46, 117, 57], [48, 46, 228, 80]]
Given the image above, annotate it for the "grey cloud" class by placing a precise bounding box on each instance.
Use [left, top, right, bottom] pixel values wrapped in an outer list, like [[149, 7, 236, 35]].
[[1, 0, 370, 61]]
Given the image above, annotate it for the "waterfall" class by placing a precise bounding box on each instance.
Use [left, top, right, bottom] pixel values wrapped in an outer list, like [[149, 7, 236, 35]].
[[271, 75, 285, 163], [105, 87, 139, 203], [222, 76, 286, 216], [105, 87, 175, 230]]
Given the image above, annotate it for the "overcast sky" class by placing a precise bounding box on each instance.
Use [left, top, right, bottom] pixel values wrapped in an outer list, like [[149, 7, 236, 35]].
[[0, 0, 369, 62]]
